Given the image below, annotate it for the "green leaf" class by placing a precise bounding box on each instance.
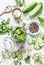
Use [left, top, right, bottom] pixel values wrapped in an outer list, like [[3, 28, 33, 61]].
[[38, 17, 44, 26], [24, 56, 30, 63]]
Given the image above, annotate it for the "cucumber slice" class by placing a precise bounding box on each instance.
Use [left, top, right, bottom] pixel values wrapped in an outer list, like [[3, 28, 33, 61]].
[[34, 42, 40, 50], [38, 38, 43, 44], [38, 43, 44, 47], [32, 38, 37, 44], [16, 51, 21, 57], [12, 52, 16, 58], [22, 2, 37, 13], [38, 38, 44, 47], [17, 54, 22, 60], [18, 0, 25, 6], [15, 51, 22, 60], [28, 38, 32, 44], [29, 2, 43, 18]]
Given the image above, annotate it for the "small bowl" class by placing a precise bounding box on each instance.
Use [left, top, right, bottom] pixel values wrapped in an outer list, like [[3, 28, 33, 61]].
[[12, 26, 26, 42], [12, 8, 22, 19], [28, 21, 40, 36]]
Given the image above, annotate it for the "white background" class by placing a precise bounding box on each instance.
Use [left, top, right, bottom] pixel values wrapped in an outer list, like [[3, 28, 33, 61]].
[[0, 0, 44, 65]]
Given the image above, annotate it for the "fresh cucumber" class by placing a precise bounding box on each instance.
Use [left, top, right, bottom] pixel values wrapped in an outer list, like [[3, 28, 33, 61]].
[[38, 38, 43, 44], [16, 51, 21, 57], [12, 52, 16, 58], [38, 43, 44, 47], [22, 2, 37, 13], [28, 38, 32, 44], [29, 2, 43, 18], [32, 38, 37, 44], [34, 42, 40, 50], [38, 38, 44, 47], [17, 54, 22, 60]]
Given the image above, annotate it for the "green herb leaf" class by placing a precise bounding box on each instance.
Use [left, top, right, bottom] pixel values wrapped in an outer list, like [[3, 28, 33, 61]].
[[38, 17, 44, 26], [24, 56, 30, 63]]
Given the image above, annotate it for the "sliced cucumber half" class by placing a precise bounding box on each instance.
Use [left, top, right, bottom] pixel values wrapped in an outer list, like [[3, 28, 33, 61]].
[[29, 2, 43, 18]]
